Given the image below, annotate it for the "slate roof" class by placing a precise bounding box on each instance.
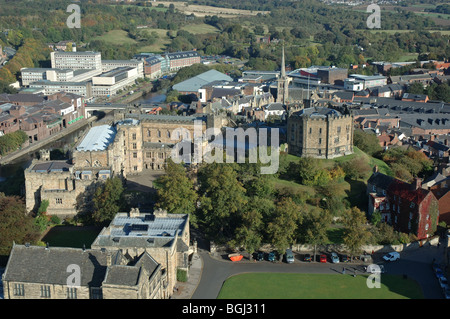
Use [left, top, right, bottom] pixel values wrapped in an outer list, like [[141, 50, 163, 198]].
[[3, 245, 119, 286], [292, 107, 342, 118], [31, 161, 72, 173], [367, 172, 395, 191]]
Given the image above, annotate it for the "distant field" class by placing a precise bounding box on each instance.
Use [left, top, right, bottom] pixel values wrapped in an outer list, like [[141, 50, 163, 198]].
[[93, 30, 138, 45], [217, 273, 424, 299], [180, 23, 220, 34], [151, 1, 269, 18]]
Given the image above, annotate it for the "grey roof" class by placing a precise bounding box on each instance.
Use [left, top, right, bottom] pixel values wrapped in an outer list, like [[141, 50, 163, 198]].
[[266, 102, 285, 111], [3, 245, 116, 286], [76, 125, 117, 152], [31, 161, 72, 173], [399, 114, 450, 130], [293, 107, 342, 118], [367, 172, 395, 190], [172, 70, 233, 93], [103, 252, 159, 286]]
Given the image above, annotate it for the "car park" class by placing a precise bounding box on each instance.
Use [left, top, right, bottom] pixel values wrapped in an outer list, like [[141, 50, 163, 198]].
[[320, 254, 327, 263], [331, 252, 339, 263], [382, 252, 400, 262], [303, 254, 312, 262], [341, 254, 350, 263]]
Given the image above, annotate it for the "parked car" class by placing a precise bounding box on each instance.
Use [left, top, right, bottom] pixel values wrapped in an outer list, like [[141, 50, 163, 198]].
[[285, 249, 294, 264], [320, 254, 327, 263], [341, 254, 350, 263], [382, 252, 400, 262], [331, 252, 340, 264], [268, 252, 276, 262], [256, 251, 264, 261], [435, 268, 445, 279], [439, 277, 449, 290], [303, 254, 312, 262]]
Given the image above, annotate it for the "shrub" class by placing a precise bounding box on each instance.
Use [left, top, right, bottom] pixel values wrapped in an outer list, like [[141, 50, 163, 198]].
[[177, 269, 188, 282]]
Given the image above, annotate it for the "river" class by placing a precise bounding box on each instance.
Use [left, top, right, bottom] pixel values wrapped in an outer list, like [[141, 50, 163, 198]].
[[131, 91, 166, 104]]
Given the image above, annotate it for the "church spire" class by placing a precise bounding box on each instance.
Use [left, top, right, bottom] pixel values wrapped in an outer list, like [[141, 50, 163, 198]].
[[281, 45, 286, 78]]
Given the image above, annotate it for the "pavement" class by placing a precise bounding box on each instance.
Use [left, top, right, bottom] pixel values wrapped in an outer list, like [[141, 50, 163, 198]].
[[171, 252, 203, 299]]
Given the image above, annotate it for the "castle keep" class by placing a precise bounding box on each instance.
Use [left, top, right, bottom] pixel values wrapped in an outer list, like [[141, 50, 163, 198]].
[[287, 107, 354, 159]]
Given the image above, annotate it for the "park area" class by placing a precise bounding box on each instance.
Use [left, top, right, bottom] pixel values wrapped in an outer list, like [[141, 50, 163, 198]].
[[217, 273, 424, 299]]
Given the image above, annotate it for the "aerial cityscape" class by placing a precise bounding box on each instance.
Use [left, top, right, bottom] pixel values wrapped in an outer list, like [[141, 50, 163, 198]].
[[0, 0, 450, 308]]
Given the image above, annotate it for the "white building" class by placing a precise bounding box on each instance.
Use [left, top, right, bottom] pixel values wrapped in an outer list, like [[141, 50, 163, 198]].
[[51, 51, 102, 70]]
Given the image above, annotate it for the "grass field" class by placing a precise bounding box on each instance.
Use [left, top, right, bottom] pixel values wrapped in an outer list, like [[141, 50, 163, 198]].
[[93, 30, 138, 45], [41, 226, 102, 249], [180, 23, 220, 34], [217, 273, 424, 299]]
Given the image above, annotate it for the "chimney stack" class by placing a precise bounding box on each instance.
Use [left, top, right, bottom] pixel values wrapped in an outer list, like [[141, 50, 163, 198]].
[[413, 177, 422, 190]]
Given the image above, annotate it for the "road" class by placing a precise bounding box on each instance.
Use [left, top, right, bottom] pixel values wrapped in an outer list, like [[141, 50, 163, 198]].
[[191, 239, 447, 299]]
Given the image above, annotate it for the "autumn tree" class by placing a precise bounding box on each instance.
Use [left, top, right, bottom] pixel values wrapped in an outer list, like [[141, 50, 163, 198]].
[[0, 194, 40, 257]]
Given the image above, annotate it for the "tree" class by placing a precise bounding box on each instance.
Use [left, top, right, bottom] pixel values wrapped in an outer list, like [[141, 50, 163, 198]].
[[0, 194, 40, 257], [267, 197, 302, 257], [353, 129, 382, 156], [298, 208, 332, 262], [92, 177, 125, 225], [155, 159, 198, 224], [407, 82, 425, 95], [342, 207, 371, 258], [197, 163, 248, 242]]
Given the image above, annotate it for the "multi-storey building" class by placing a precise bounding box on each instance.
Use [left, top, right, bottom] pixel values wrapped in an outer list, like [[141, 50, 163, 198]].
[[367, 167, 439, 240], [50, 51, 102, 71], [287, 107, 354, 159]]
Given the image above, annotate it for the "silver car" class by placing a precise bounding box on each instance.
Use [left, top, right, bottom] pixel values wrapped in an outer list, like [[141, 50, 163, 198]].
[[331, 252, 340, 263]]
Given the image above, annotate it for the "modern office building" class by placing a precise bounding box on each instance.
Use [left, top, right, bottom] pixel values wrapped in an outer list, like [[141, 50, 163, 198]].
[[50, 51, 102, 70]]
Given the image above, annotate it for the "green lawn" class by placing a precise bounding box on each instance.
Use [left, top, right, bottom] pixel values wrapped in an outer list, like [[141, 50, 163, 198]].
[[41, 226, 102, 249], [217, 273, 424, 299], [180, 23, 220, 34], [93, 30, 138, 45]]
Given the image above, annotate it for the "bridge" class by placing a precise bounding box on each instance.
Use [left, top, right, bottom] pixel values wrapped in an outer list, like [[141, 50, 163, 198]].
[[85, 102, 169, 117]]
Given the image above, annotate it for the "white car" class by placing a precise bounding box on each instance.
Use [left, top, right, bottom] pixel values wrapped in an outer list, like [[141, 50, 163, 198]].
[[382, 252, 400, 262], [331, 252, 339, 263]]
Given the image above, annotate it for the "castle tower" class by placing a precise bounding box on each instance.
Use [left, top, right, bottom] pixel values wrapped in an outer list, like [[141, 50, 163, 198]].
[[276, 45, 291, 106]]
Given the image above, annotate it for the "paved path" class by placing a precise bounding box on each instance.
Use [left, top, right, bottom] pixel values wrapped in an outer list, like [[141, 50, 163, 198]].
[[174, 238, 447, 299]]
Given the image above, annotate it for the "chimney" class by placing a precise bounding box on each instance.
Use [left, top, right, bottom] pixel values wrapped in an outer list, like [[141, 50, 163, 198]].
[[106, 251, 112, 267], [412, 177, 422, 190]]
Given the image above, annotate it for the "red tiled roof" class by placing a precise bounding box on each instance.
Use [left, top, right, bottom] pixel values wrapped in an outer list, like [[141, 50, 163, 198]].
[[388, 179, 430, 204]]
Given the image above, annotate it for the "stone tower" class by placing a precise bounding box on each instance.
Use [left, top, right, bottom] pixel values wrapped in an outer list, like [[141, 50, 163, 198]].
[[276, 45, 291, 106]]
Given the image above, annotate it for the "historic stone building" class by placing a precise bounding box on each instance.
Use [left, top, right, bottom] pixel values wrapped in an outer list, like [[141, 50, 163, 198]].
[[287, 107, 354, 159], [2, 244, 166, 299], [91, 208, 191, 298], [2, 208, 191, 299]]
